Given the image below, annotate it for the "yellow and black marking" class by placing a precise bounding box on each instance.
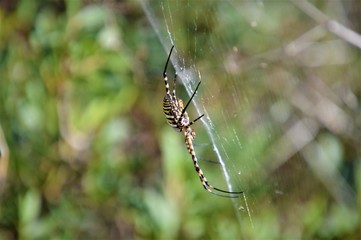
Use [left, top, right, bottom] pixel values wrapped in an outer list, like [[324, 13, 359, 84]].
[[162, 45, 243, 198]]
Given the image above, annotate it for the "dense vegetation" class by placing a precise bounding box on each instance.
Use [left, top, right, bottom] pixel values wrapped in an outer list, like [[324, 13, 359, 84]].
[[0, 1, 360, 239]]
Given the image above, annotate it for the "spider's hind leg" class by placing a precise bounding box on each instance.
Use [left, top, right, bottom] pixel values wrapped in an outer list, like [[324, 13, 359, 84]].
[[163, 45, 175, 95], [163, 45, 174, 78], [172, 73, 178, 99]]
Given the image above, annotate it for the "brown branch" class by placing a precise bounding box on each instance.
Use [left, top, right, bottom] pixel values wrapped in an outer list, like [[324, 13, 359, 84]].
[[291, 0, 361, 49]]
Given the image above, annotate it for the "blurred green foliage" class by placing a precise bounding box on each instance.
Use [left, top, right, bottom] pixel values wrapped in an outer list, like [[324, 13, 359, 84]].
[[0, 0, 360, 239]]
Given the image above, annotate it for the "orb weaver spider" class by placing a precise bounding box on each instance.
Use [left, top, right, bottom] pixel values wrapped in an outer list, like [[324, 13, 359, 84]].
[[162, 45, 243, 198]]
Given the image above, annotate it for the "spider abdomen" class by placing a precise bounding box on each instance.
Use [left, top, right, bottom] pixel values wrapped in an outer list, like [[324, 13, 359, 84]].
[[163, 97, 179, 129]]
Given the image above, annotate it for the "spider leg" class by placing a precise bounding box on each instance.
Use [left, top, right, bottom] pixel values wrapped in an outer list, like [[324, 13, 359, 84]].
[[163, 45, 174, 78], [185, 133, 243, 198], [188, 114, 204, 127], [163, 45, 175, 95], [172, 73, 177, 100], [181, 81, 202, 118]]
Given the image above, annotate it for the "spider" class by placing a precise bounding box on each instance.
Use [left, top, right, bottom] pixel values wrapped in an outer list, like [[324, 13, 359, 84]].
[[162, 45, 243, 198]]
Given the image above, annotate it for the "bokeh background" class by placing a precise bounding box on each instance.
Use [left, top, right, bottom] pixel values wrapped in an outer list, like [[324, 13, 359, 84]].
[[0, 0, 360, 239]]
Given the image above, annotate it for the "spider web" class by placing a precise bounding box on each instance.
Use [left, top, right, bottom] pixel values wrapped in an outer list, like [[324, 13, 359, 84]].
[[140, 0, 360, 237]]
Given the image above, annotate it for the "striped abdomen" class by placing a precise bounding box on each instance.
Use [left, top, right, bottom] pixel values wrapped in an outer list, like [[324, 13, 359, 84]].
[[163, 95, 179, 129]]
